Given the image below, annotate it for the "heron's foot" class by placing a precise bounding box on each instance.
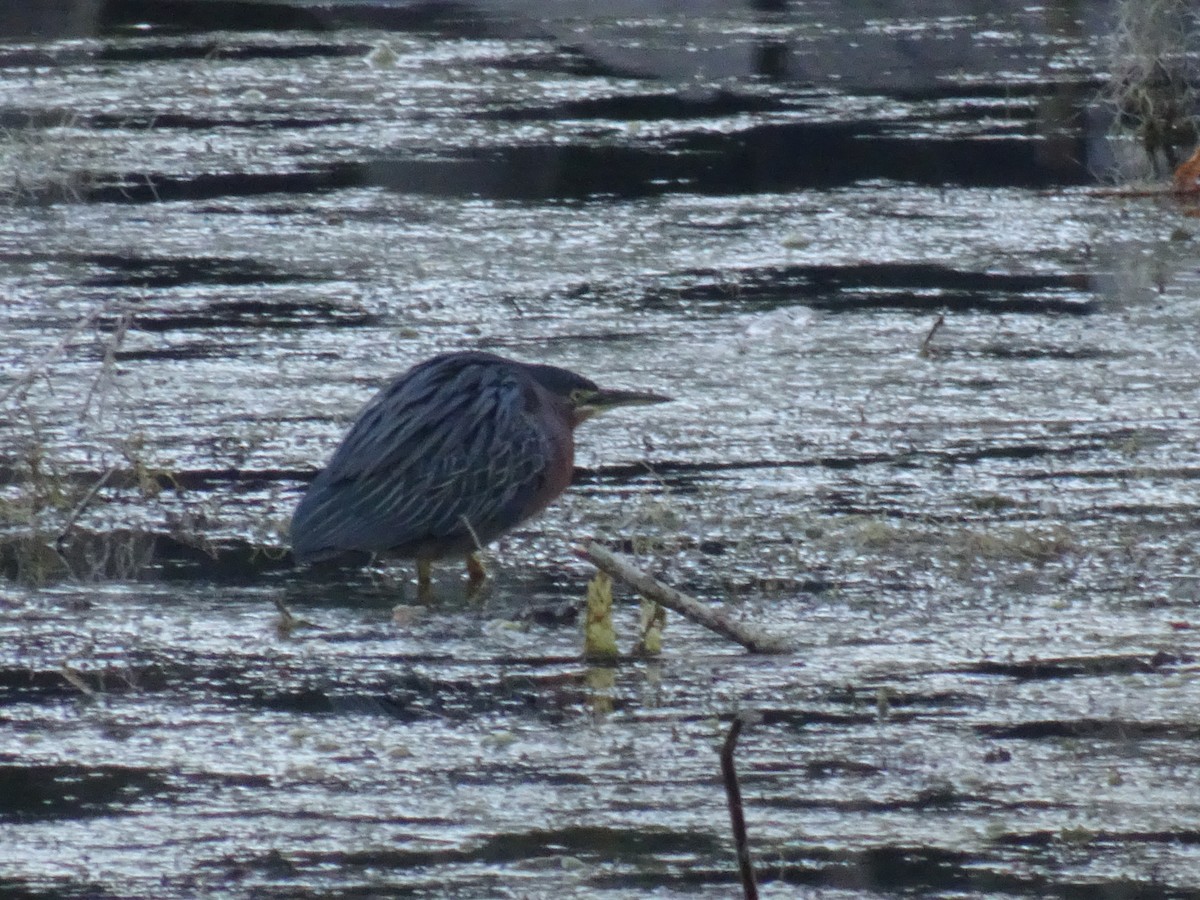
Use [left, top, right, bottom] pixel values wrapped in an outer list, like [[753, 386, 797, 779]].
[[466, 552, 488, 586]]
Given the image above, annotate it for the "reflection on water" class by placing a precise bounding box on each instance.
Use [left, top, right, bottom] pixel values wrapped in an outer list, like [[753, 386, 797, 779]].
[[2, 0, 1200, 897]]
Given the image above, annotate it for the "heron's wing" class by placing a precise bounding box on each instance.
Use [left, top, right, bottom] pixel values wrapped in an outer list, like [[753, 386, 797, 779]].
[[290, 354, 552, 560]]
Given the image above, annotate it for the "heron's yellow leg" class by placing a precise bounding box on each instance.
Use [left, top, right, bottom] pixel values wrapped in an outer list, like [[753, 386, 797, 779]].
[[466, 552, 487, 585], [416, 559, 433, 587]]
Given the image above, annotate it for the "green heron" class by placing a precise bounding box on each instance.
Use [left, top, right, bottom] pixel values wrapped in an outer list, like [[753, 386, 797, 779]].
[[290, 350, 670, 587]]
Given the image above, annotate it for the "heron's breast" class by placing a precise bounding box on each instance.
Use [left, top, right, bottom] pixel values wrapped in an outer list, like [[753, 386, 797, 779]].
[[540, 426, 575, 505], [518, 386, 576, 518]]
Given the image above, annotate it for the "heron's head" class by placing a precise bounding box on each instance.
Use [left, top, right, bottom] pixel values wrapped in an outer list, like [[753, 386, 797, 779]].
[[527, 363, 672, 427], [567, 382, 673, 425]]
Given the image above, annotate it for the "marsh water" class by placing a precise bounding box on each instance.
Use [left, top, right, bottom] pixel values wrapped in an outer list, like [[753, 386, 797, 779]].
[[3, 1, 1200, 897]]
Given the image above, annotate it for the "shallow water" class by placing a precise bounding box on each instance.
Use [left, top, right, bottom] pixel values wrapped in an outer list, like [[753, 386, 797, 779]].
[[3, 1, 1200, 897]]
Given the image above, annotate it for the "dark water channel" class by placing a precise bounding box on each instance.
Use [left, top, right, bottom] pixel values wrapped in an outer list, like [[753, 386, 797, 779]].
[[3, 1, 1200, 897]]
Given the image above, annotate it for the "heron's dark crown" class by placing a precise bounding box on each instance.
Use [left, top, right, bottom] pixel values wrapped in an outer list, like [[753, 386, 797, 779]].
[[524, 362, 599, 397], [429, 351, 597, 398]]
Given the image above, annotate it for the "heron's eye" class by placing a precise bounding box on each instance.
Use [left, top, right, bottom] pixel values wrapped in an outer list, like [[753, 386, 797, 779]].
[[569, 388, 591, 406]]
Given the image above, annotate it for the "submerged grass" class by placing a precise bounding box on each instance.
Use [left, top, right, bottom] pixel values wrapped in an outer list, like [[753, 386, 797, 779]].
[[846, 516, 1075, 564]]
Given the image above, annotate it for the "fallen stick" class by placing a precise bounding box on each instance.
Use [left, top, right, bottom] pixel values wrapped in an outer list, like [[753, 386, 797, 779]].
[[574, 542, 791, 654]]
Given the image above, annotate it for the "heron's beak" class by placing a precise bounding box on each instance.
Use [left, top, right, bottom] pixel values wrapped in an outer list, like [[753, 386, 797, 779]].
[[575, 387, 672, 422]]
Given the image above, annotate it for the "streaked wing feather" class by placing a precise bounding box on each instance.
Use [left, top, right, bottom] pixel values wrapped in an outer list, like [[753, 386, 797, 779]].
[[291, 354, 551, 559]]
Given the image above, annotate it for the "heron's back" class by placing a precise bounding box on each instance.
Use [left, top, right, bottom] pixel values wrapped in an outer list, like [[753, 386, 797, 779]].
[[290, 352, 573, 564]]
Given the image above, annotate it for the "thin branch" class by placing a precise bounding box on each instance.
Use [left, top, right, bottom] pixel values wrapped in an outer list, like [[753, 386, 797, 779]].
[[80, 306, 134, 422], [55, 465, 117, 548], [0, 305, 109, 410], [59, 665, 99, 698], [919, 314, 944, 358], [722, 714, 758, 900]]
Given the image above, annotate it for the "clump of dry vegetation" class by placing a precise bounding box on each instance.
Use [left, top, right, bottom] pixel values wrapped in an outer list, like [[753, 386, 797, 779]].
[[0, 303, 168, 584], [1, 295, 296, 585], [1104, 0, 1200, 177], [0, 428, 164, 584], [0, 112, 95, 206]]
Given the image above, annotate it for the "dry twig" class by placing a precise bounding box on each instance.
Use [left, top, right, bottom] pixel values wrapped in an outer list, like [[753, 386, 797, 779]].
[[919, 314, 944, 358]]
